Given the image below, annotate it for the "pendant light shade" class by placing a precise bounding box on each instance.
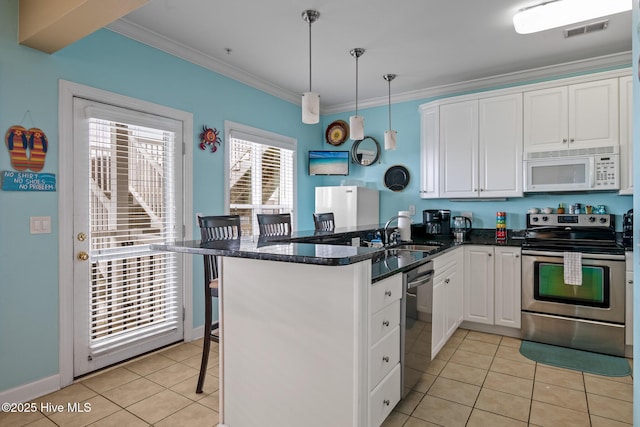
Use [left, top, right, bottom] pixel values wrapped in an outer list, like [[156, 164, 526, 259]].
[[383, 73, 397, 150], [302, 10, 320, 124], [349, 48, 365, 140]]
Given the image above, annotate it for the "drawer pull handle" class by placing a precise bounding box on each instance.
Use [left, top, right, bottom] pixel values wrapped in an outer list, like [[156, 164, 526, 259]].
[[382, 356, 389, 363], [382, 320, 390, 327], [385, 290, 392, 297], [383, 399, 390, 406]]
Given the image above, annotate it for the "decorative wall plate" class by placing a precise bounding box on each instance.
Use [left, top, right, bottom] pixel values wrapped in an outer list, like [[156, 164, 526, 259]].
[[384, 165, 410, 191], [325, 120, 349, 146]]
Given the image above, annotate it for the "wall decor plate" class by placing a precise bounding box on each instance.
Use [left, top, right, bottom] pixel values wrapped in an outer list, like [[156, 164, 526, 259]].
[[384, 165, 410, 191], [325, 120, 349, 146]]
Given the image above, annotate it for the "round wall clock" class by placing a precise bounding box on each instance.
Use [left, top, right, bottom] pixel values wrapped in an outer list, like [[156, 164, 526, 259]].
[[325, 120, 349, 146]]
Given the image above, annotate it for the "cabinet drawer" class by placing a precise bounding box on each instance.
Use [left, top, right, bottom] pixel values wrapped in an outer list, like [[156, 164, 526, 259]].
[[370, 274, 402, 314], [370, 300, 400, 346], [369, 326, 400, 388], [369, 363, 401, 427]]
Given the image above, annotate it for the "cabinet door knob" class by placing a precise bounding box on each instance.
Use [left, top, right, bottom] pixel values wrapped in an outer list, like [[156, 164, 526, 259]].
[[382, 356, 389, 363], [383, 399, 390, 406], [385, 290, 392, 297], [628, 280, 633, 284], [570, 138, 575, 143], [445, 278, 450, 284], [382, 320, 390, 327], [562, 138, 568, 143], [488, 253, 492, 257], [515, 254, 520, 258]]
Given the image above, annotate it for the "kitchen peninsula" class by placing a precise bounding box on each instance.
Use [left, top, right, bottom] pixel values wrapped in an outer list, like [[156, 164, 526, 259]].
[[152, 225, 524, 427], [153, 230, 411, 427]]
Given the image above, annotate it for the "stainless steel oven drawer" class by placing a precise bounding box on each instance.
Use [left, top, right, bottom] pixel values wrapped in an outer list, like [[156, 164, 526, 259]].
[[521, 311, 625, 357]]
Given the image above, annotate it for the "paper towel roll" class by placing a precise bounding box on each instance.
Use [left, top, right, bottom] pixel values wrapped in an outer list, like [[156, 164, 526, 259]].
[[398, 211, 411, 241]]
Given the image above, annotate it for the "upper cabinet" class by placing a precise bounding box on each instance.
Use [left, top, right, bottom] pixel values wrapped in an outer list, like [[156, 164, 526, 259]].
[[619, 75, 633, 195], [523, 78, 619, 152], [421, 93, 523, 199]]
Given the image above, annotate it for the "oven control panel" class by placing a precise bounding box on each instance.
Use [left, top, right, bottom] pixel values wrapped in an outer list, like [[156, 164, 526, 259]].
[[527, 214, 613, 228]]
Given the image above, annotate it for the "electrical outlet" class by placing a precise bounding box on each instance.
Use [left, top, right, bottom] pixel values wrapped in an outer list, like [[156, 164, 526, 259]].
[[462, 211, 473, 221], [409, 205, 416, 215]]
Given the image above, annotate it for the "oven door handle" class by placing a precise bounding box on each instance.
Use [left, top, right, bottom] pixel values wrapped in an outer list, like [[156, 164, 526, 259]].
[[521, 249, 625, 261]]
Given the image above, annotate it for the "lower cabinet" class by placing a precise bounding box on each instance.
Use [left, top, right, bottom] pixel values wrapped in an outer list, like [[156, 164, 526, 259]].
[[368, 274, 402, 426], [430, 247, 464, 357], [463, 245, 521, 328]]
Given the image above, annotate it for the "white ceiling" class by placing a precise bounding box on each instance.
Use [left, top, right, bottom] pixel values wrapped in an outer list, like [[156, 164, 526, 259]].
[[110, 0, 632, 114]]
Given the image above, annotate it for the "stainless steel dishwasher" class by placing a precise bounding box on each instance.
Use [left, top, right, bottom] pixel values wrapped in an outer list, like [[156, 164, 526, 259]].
[[401, 259, 434, 398]]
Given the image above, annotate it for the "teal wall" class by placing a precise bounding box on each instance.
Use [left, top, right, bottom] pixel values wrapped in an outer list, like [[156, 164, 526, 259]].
[[0, 0, 635, 397]]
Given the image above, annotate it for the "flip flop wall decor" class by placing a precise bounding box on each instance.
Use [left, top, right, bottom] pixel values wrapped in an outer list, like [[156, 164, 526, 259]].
[[3, 125, 49, 172], [5, 125, 29, 171]]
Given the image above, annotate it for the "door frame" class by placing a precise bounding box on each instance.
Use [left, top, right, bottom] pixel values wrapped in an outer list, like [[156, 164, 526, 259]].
[[58, 80, 194, 387]]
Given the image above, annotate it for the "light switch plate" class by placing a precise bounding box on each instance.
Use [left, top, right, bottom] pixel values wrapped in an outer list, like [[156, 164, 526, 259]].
[[409, 205, 416, 215], [30, 216, 51, 234]]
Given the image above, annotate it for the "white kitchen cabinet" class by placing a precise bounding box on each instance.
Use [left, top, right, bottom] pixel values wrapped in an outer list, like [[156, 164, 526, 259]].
[[430, 247, 463, 357], [478, 94, 523, 198], [523, 78, 619, 151], [427, 94, 523, 199], [626, 252, 633, 346], [463, 246, 494, 324], [463, 245, 522, 328], [439, 100, 479, 198], [419, 105, 440, 198], [493, 247, 522, 328], [619, 75, 633, 195]]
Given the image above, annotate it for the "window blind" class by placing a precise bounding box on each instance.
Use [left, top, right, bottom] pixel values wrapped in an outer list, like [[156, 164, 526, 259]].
[[88, 117, 180, 355], [228, 132, 295, 236]]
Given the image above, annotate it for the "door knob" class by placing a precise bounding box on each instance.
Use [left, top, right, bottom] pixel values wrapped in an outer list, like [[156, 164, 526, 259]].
[[77, 251, 89, 261]]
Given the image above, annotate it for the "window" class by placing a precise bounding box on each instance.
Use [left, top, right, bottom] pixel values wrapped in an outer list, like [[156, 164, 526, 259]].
[[225, 122, 297, 236]]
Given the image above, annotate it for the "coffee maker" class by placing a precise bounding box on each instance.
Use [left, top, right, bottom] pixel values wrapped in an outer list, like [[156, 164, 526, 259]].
[[423, 209, 451, 236]]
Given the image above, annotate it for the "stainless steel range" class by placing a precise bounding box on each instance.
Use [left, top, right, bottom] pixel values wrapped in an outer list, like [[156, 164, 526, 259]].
[[521, 214, 626, 356]]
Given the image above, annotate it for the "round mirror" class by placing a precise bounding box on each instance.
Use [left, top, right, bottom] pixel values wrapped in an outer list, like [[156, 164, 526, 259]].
[[351, 136, 380, 166]]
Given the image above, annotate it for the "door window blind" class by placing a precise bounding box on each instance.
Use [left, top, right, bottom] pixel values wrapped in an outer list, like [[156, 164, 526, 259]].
[[88, 117, 180, 355], [228, 129, 295, 236]]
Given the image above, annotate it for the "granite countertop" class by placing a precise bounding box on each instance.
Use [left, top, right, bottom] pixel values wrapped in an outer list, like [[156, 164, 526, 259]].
[[151, 226, 527, 282]]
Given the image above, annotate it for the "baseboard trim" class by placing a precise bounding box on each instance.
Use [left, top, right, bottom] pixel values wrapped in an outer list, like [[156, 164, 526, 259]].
[[188, 324, 204, 342], [0, 375, 60, 404]]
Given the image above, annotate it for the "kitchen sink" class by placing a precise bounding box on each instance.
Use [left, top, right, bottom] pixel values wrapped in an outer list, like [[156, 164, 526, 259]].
[[393, 243, 442, 253]]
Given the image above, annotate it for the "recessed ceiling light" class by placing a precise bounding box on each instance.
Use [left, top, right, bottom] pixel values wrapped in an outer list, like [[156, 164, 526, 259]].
[[513, 0, 631, 34]]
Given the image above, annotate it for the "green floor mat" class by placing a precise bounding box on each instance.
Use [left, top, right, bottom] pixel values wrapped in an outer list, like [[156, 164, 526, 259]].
[[519, 341, 631, 377]]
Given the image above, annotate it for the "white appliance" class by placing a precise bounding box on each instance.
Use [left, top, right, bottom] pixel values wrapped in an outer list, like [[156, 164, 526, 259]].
[[524, 146, 619, 192], [315, 186, 379, 228]]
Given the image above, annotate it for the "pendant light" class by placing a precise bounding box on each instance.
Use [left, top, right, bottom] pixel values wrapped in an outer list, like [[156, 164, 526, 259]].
[[349, 48, 365, 140], [301, 10, 320, 124], [383, 74, 397, 150]]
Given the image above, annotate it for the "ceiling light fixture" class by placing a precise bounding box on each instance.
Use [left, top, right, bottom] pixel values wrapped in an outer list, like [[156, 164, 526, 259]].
[[383, 74, 397, 150], [301, 10, 320, 124], [349, 48, 365, 140], [513, 0, 631, 34]]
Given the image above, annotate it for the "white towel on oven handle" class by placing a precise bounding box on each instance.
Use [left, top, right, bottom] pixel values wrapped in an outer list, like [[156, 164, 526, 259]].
[[564, 252, 582, 285]]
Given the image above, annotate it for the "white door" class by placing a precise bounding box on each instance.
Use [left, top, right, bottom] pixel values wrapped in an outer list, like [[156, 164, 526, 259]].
[[568, 78, 618, 148], [479, 93, 523, 197], [463, 246, 494, 325], [440, 100, 479, 198], [72, 98, 184, 376]]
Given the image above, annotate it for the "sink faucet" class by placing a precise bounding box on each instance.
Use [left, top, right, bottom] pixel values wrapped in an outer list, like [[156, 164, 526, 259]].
[[383, 214, 411, 246]]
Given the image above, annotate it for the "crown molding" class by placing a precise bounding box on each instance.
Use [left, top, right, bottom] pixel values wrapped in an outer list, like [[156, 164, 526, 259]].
[[107, 19, 630, 115], [322, 51, 632, 115], [107, 19, 301, 105]]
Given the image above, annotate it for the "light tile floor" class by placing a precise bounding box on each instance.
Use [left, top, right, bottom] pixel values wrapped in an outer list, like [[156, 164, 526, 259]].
[[1, 329, 634, 426]]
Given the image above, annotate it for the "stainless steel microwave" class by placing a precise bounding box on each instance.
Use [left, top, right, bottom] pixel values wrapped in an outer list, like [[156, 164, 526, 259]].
[[523, 146, 619, 192]]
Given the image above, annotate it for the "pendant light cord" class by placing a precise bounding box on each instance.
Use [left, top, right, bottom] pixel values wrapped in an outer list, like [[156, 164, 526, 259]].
[[388, 80, 391, 130], [355, 57, 359, 116], [308, 20, 312, 92]]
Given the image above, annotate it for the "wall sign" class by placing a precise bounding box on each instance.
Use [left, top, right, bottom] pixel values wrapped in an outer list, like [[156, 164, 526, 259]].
[[2, 171, 56, 191]]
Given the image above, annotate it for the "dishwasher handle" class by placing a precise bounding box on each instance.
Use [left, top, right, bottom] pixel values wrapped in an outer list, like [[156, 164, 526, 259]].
[[407, 270, 434, 290]]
